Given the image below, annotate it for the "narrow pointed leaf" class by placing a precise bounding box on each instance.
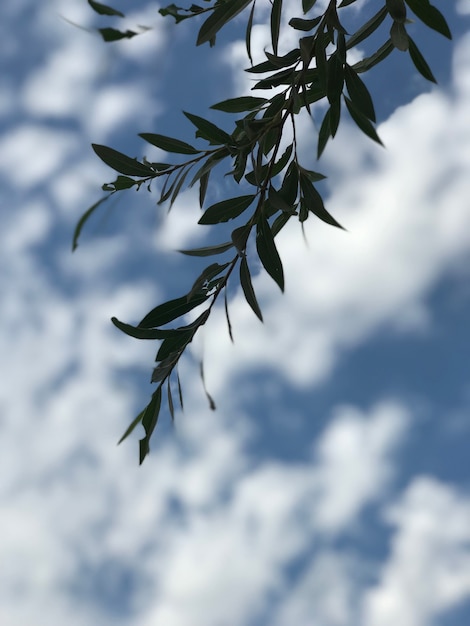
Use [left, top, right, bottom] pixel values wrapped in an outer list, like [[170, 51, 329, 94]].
[[353, 40, 394, 73], [346, 6, 388, 49], [198, 194, 255, 225], [240, 257, 263, 321], [92, 144, 155, 177], [139, 387, 162, 464], [344, 64, 376, 121], [88, 0, 124, 17], [224, 287, 234, 342], [211, 97, 268, 113], [405, 0, 451, 39], [183, 111, 232, 145], [299, 173, 345, 229], [408, 37, 436, 83], [256, 217, 284, 291], [139, 133, 200, 154], [271, 0, 282, 55], [138, 293, 209, 328], [344, 96, 384, 145], [178, 242, 234, 257], [72, 194, 112, 251], [246, 0, 256, 64], [99, 28, 137, 42], [197, 0, 253, 46]]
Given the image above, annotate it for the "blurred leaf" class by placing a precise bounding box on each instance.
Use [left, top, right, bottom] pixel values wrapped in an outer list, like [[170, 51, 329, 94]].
[[197, 0, 253, 46], [224, 287, 234, 342], [118, 411, 144, 446], [344, 96, 384, 145], [405, 0, 451, 39], [240, 256, 263, 321], [92, 144, 155, 176], [183, 111, 232, 145], [156, 330, 193, 360], [246, 0, 255, 64], [408, 36, 436, 82], [139, 133, 200, 154], [102, 175, 137, 191], [111, 317, 181, 340], [256, 216, 284, 291], [178, 242, 234, 257], [139, 387, 162, 464], [390, 21, 409, 51], [271, 0, 282, 55], [138, 292, 209, 328], [99, 28, 137, 41], [386, 0, 407, 22], [199, 361, 216, 410], [72, 194, 111, 251], [167, 380, 175, 421], [198, 194, 256, 225], [297, 165, 326, 183], [211, 97, 268, 112], [344, 64, 376, 121], [88, 0, 124, 16], [346, 6, 388, 49], [289, 16, 321, 31]]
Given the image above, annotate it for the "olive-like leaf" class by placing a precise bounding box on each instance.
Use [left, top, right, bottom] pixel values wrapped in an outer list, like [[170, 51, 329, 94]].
[[72, 194, 112, 251], [183, 111, 232, 145], [408, 36, 436, 83], [271, 0, 282, 56], [240, 257, 263, 321], [346, 6, 387, 49], [197, 0, 253, 46], [344, 64, 376, 122], [289, 16, 322, 31], [111, 317, 180, 340], [211, 97, 268, 113], [302, 0, 317, 12], [138, 292, 209, 328], [299, 173, 345, 229], [353, 40, 394, 73], [187, 262, 229, 301], [344, 96, 384, 145], [390, 21, 409, 51], [256, 216, 284, 291], [139, 387, 162, 464], [92, 144, 155, 177], [198, 194, 256, 225], [88, 0, 124, 17], [178, 242, 234, 257], [139, 133, 200, 155], [405, 0, 451, 39], [156, 330, 193, 361], [99, 28, 137, 42]]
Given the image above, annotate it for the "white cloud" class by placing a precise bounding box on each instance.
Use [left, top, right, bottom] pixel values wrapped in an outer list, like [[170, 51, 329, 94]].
[[363, 477, 470, 626]]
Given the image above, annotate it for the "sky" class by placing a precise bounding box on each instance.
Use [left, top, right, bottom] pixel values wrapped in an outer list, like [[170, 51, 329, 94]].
[[1, 1, 470, 625]]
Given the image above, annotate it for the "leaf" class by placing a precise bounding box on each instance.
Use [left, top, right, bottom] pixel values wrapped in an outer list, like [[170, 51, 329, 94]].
[[317, 108, 331, 158], [139, 133, 200, 155], [270, 0, 282, 55], [256, 216, 284, 291], [189, 148, 230, 187], [289, 16, 322, 31], [245, 143, 292, 186], [211, 97, 268, 113], [299, 173, 345, 229], [344, 64, 376, 122], [183, 111, 232, 145], [268, 185, 296, 214], [156, 330, 193, 360], [246, 48, 300, 72], [198, 194, 256, 225], [297, 165, 326, 183], [199, 361, 216, 410], [246, 0, 256, 64], [138, 292, 209, 328], [139, 387, 162, 464], [407, 36, 436, 83], [92, 144, 155, 177], [88, 0, 124, 17], [353, 40, 394, 73], [102, 175, 137, 192], [405, 0, 451, 39], [302, 0, 317, 12], [231, 224, 251, 253], [187, 262, 229, 300], [386, 0, 407, 22], [344, 96, 384, 145], [390, 21, 409, 51], [178, 241, 234, 257], [326, 52, 345, 105], [346, 6, 388, 49], [224, 287, 234, 342], [99, 28, 137, 42], [197, 0, 253, 46], [118, 411, 144, 446], [167, 379, 175, 421], [72, 194, 111, 251], [111, 317, 180, 340], [240, 256, 263, 321]]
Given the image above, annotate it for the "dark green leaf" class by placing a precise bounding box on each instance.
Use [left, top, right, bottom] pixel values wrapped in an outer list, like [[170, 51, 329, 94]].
[[198, 194, 256, 225], [199, 361, 216, 410], [92, 144, 155, 177], [178, 242, 234, 257], [279, 160, 299, 205], [224, 287, 234, 342], [88, 0, 124, 17], [187, 262, 229, 300], [246, 48, 300, 72], [353, 40, 394, 73], [183, 111, 232, 145], [299, 173, 345, 229], [102, 175, 137, 192], [240, 256, 263, 321], [390, 21, 409, 51], [211, 97, 268, 113], [190, 148, 230, 187], [405, 0, 451, 39], [268, 185, 296, 214], [72, 194, 112, 251], [297, 165, 326, 183], [344, 96, 384, 145], [118, 410, 144, 445], [151, 356, 175, 384], [326, 52, 345, 105], [111, 317, 180, 340], [302, 0, 317, 12], [156, 330, 193, 360], [139, 387, 162, 464], [99, 28, 137, 42], [246, 0, 256, 64], [346, 6, 388, 49], [231, 224, 251, 253], [271, 211, 292, 238], [289, 16, 322, 31], [167, 380, 175, 421], [344, 64, 376, 121], [197, 0, 253, 46], [245, 144, 292, 186], [386, 0, 407, 22], [256, 216, 284, 291], [176, 369, 184, 410], [271, 0, 282, 55], [408, 36, 436, 82], [317, 108, 331, 158], [138, 292, 209, 328], [139, 133, 200, 155], [252, 67, 295, 89], [199, 170, 210, 207]]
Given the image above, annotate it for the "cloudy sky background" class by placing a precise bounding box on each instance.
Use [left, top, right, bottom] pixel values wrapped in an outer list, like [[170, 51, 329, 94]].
[[1, 1, 470, 624]]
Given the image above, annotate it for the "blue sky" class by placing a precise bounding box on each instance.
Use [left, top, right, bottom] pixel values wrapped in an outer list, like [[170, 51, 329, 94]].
[[1, 1, 470, 624]]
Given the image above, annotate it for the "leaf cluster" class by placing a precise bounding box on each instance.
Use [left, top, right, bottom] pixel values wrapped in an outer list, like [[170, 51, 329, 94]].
[[80, 0, 452, 462]]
